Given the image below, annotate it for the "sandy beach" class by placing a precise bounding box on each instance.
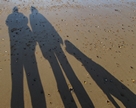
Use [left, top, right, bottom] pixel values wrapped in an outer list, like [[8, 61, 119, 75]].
[[0, 0, 136, 108]]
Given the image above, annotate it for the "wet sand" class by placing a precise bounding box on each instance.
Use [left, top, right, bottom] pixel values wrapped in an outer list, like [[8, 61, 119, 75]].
[[0, 0, 136, 108]]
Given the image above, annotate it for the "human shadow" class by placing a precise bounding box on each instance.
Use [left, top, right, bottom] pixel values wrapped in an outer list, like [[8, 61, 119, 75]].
[[65, 40, 136, 108], [6, 7, 46, 108], [29, 6, 94, 108]]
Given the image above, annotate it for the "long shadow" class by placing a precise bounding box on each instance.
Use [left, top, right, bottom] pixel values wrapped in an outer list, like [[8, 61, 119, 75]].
[[6, 7, 46, 108], [29, 6, 94, 108], [65, 40, 136, 108]]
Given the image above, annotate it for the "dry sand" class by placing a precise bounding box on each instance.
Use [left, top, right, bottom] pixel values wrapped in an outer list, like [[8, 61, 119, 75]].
[[0, 0, 136, 108]]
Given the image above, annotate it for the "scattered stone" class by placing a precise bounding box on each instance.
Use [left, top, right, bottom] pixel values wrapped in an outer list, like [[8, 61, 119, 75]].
[[33, 78, 36, 82], [130, 66, 134, 69], [84, 81, 87, 84], [120, 93, 124, 97], [96, 56, 99, 58], [27, 73, 30, 76], [41, 90, 44, 94], [107, 100, 110, 103], [132, 79, 135, 83], [69, 87, 74, 92], [11, 28, 17, 32], [118, 46, 121, 48], [110, 80, 113, 83], [115, 9, 119, 11], [48, 94, 51, 97], [104, 78, 108, 82]]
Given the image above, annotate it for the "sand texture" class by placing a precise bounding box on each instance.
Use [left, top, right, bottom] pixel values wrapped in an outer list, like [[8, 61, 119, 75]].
[[0, 0, 136, 108]]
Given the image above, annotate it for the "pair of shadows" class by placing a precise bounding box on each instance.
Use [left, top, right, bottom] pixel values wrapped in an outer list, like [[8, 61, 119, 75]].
[[6, 7, 94, 108], [65, 40, 136, 108]]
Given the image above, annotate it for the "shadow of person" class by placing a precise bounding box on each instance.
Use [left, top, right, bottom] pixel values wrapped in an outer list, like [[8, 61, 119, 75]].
[[6, 7, 46, 108], [65, 40, 136, 108], [29, 6, 94, 108]]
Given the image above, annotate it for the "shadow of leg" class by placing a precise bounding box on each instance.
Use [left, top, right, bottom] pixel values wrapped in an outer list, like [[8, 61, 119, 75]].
[[44, 52, 77, 108], [11, 52, 24, 108], [55, 47, 94, 108], [24, 51, 46, 108]]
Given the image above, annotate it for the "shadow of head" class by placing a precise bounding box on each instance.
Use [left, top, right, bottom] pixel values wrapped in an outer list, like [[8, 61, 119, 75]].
[[12, 6, 18, 13], [31, 6, 38, 14]]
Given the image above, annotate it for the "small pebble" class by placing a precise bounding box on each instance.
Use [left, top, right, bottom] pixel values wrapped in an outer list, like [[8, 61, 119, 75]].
[[41, 90, 43, 94], [115, 9, 119, 11], [130, 66, 134, 69], [84, 81, 87, 84], [107, 100, 110, 103], [132, 79, 135, 83], [104, 78, 108, 82], [48, 94, 51, 97], [69, 87, 74, 92]]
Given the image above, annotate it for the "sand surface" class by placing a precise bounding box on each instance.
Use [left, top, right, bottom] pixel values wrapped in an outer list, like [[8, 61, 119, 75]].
[[0, 0, 136, 108]]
